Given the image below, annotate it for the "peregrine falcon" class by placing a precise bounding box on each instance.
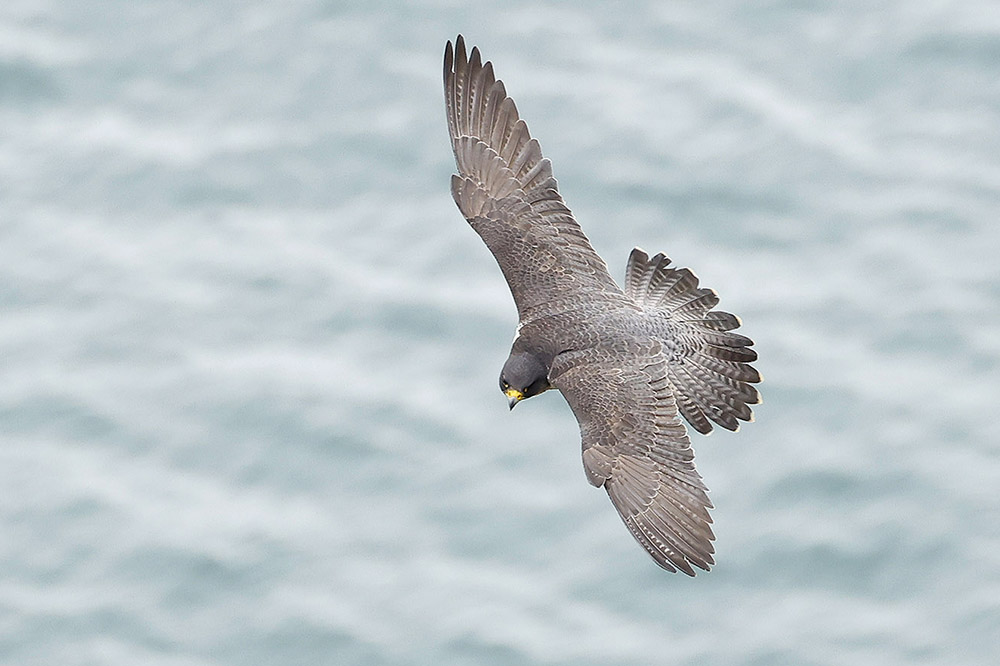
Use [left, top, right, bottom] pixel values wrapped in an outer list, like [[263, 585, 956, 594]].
[[444, 36, 761, 575]]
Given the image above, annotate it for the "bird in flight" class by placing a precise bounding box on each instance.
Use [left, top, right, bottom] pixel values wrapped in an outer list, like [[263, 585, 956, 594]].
[[443, 35, 761, 575]]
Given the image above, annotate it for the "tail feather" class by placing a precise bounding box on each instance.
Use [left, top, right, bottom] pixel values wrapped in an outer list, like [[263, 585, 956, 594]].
[[692, 311, 744, 332], [624, 248, 657, 301]]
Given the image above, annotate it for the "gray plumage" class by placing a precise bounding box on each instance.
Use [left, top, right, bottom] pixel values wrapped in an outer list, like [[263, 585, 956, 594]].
[[444, 35, 760, 575]]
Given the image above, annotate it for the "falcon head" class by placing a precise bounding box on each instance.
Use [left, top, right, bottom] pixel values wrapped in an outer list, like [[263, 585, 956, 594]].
[[499, 352, 550, 410]]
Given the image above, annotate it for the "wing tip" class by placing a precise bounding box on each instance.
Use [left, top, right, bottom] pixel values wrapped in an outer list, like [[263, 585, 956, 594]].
[[444, 37, 454, 69]]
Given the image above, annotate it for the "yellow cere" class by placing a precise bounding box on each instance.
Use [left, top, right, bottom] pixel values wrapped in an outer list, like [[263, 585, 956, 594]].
[[504, 388, 524, 401]]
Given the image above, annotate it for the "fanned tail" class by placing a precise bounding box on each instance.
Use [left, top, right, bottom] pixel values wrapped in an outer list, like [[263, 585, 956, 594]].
[[625, 248, 761, 434]]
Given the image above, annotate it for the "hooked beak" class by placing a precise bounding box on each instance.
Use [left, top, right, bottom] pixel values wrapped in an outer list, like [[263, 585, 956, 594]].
[[505, 388, 524, 410]]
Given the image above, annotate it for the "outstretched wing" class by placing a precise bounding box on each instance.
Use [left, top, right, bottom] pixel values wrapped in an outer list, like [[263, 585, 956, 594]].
[[550, 344, 715, 575], [625, 248, 762, 435], [444, 35, 621, 322]]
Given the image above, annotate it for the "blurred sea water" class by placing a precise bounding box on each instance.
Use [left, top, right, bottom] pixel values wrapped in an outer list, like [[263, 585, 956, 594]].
[[2, 1, 999, 664]]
